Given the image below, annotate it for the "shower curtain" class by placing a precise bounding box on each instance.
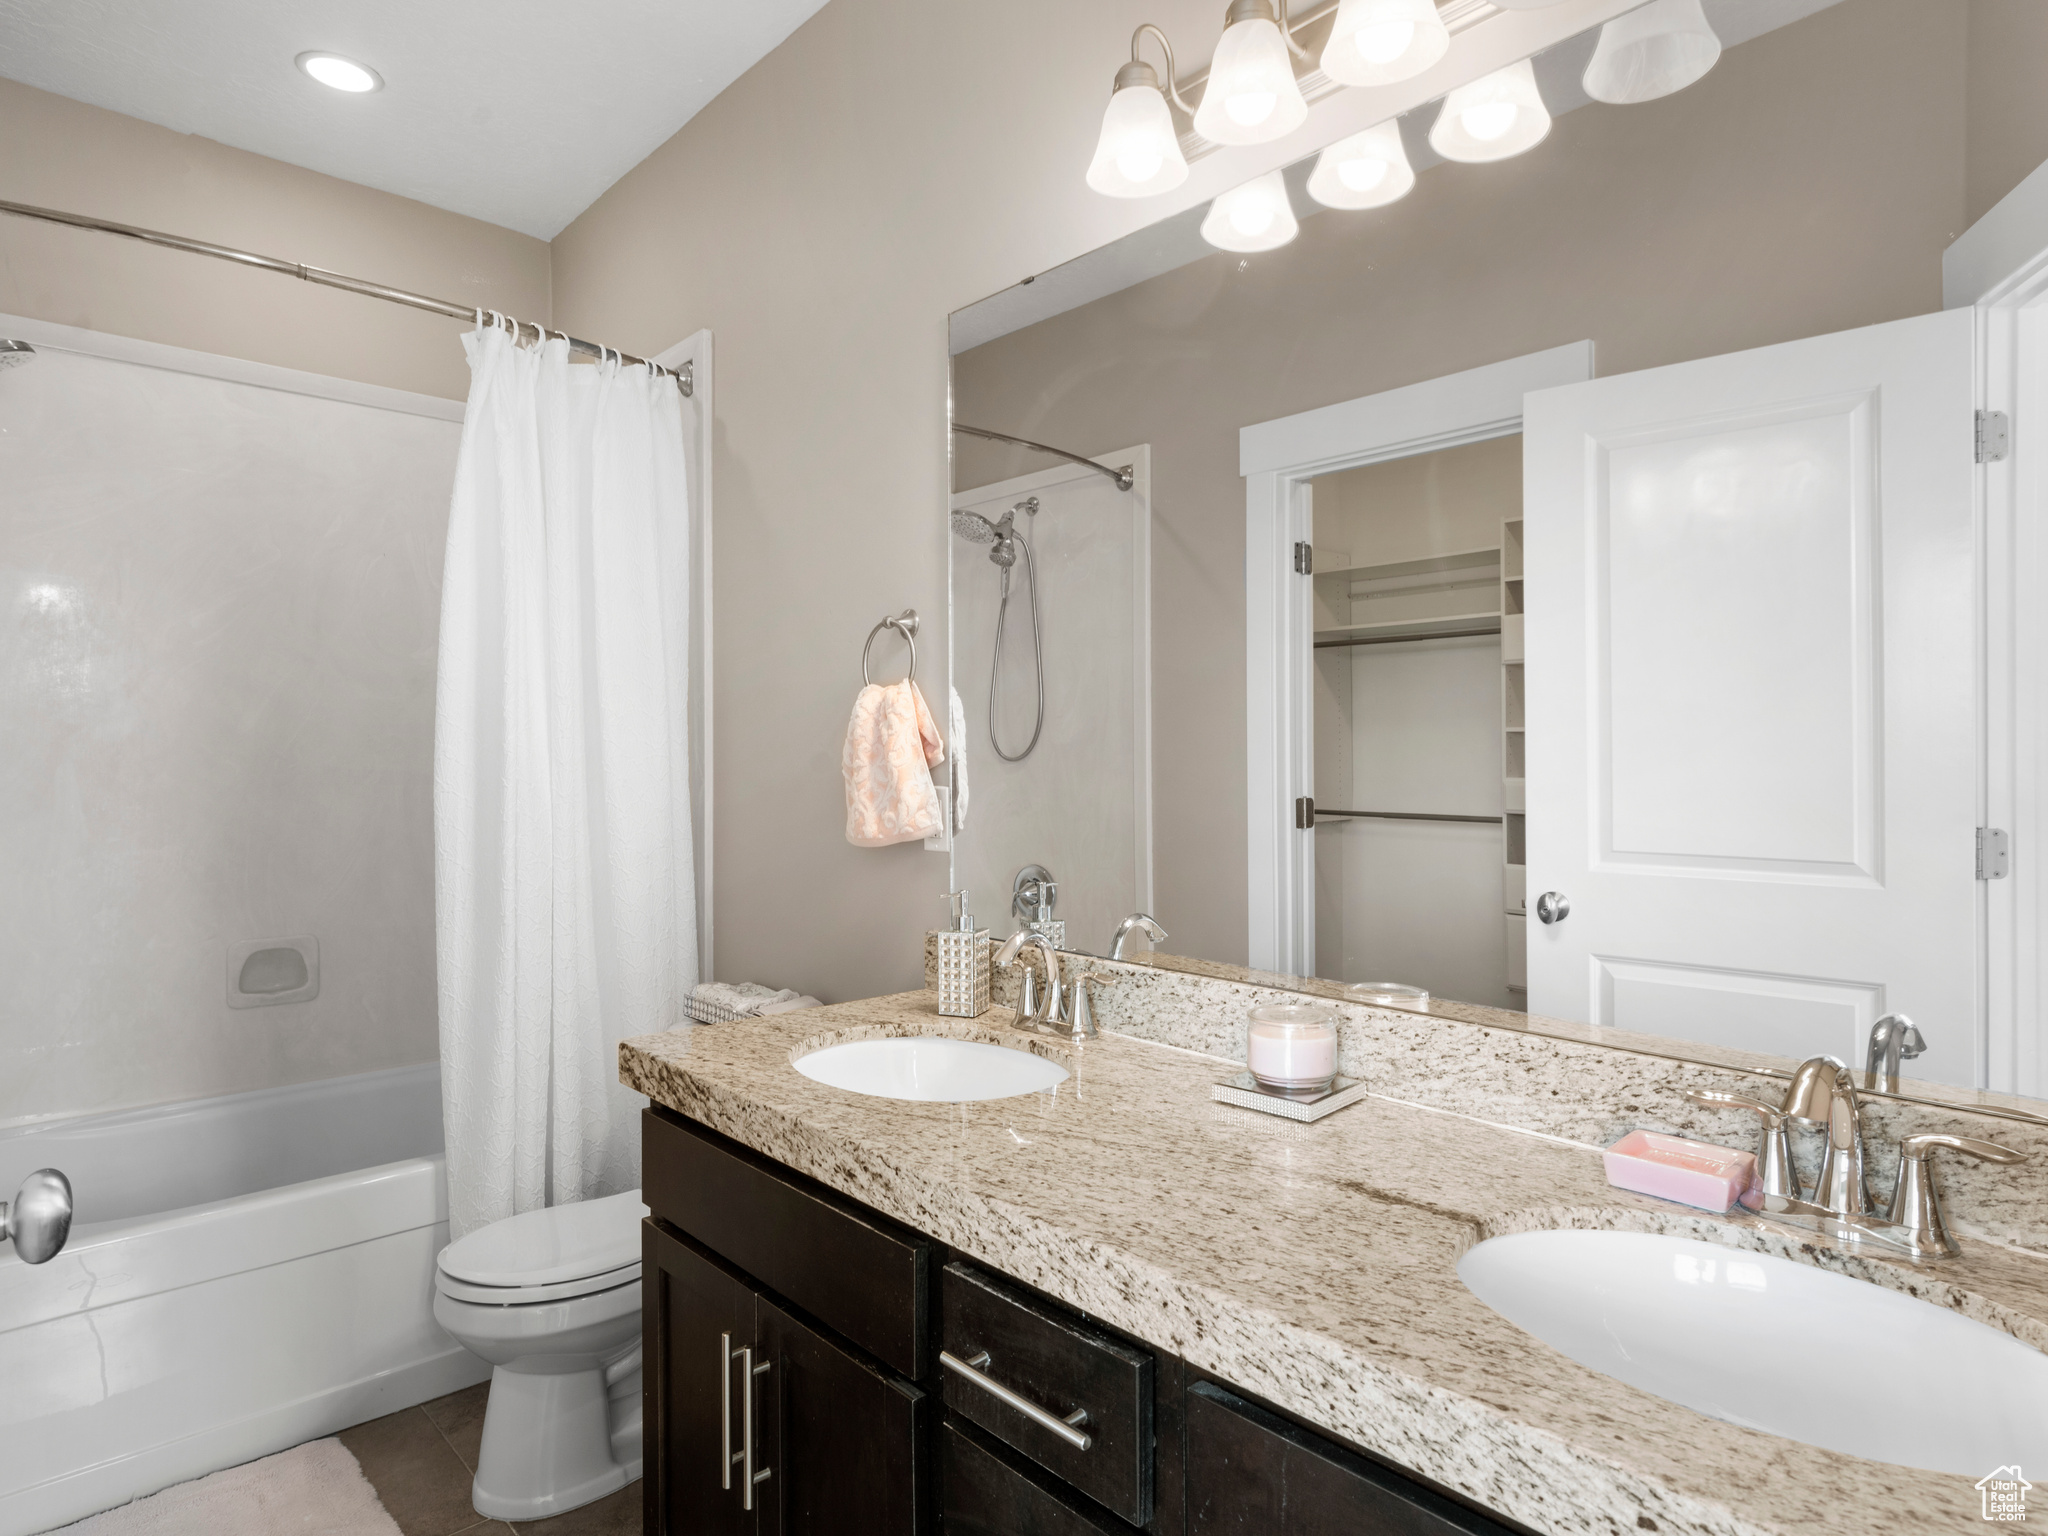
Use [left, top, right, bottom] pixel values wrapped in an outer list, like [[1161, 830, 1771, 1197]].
[[435, 323, 697, 1237]]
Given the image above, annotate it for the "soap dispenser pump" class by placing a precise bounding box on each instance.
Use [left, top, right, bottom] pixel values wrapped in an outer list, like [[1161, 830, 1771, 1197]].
[[932, 890, 992, 1019], [1025, 880, 1066, 951]]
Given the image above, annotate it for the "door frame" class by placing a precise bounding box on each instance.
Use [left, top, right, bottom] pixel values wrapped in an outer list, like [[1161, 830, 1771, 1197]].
[[1947, 163, 2048, 1096], [1241, 343, 1593, 975]]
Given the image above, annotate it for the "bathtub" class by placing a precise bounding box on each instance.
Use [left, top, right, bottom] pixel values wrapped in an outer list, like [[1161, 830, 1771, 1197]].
[[0, 1063, 489, 1535]]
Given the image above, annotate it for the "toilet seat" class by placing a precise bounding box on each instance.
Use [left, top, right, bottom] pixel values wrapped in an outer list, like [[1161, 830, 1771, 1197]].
[[435, 1262, 641, 1307], [437, 1188, 646, 1290]]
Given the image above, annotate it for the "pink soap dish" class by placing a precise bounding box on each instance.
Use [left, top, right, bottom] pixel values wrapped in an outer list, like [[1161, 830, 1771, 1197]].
[[1603, 1130, 1758, 1213]]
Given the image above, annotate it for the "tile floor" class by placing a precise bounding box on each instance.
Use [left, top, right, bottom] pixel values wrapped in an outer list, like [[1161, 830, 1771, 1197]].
[[338, 1384, 640, 1536]]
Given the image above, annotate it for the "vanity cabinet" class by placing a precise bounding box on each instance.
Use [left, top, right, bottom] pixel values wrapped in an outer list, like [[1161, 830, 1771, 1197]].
[[642, 1105, 1511, 1536], [1184, 1382, 1511, 1535]]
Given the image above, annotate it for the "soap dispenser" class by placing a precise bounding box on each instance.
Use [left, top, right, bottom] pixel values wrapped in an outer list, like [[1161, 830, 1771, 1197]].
[[1025, 880, 1066, 951], [933, 890, 991, 1019]]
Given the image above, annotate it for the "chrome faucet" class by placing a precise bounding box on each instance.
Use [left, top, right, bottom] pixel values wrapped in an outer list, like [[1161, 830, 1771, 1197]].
[[1865, 1013, 1926, 1093], [1108, 913, 1166, 961], [1688, 1054, 2022, 1260], [994, 931, 1064, 1036]]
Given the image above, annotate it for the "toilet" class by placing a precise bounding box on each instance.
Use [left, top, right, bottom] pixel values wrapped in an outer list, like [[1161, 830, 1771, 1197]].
[[432, 1188, 646, 1520]]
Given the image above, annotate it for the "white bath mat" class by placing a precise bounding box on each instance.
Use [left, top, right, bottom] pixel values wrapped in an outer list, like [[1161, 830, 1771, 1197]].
[[55, 1439, 401, 1536]]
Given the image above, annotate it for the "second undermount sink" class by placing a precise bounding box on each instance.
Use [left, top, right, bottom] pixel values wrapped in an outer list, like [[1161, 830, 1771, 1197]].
[[793, 1036, 1069, 1103], [1458, 1228, 2048, 1477]]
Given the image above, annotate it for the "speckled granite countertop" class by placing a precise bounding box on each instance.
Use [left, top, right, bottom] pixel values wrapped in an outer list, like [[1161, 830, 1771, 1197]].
[[621, 992, 2048, 1536]]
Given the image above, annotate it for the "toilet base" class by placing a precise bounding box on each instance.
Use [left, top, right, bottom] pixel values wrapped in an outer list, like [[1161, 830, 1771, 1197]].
[[471, 1362, 643, 1521]]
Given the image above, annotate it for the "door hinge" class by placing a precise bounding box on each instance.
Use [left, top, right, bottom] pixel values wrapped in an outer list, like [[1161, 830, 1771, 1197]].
[[1978, 826, 2010, 880], [1295, 795, 1315, 829], [1976, 410, 2010, 464], [1294, 541, 1314, 575]]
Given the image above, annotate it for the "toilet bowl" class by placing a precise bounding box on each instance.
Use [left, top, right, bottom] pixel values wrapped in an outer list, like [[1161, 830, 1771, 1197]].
[[432, 1188, 647, 1520]]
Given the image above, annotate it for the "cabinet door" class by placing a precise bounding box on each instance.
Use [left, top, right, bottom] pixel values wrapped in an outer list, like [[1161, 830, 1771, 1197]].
[[644, 1218, 757, 1536], [756, 1295, 929, 1535], [1185, 1382, 1509, 1536]]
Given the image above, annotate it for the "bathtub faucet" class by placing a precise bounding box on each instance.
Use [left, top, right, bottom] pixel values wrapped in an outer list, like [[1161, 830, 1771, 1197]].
[[3, 1168, 72, 1264]]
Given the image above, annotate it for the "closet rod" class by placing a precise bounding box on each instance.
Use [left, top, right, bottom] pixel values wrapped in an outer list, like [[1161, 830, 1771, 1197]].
[[1316, 809, 1504, 825], [1313, 624, 1501, 649], [0, 197, 691, 396]]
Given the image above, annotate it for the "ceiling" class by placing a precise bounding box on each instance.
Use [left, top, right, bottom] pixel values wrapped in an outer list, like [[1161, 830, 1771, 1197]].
[[0, 0, 832, 238]]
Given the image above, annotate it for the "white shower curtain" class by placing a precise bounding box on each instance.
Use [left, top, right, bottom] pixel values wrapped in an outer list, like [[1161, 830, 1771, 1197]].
[[435, 323, 697, 1237]]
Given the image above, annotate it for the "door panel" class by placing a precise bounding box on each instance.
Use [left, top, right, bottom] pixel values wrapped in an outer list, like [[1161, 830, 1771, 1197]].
[[756, 1296, 928, 1535], [644, 1219, 755, 1536], [1525, 309, 1981, 1083]]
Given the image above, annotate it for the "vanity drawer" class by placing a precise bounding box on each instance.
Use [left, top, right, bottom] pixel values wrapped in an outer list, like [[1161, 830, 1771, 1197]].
[[642, 1106, 933, 1380], [941, 1262, 1153, 1527], [943, 1421, 1141, 1536]]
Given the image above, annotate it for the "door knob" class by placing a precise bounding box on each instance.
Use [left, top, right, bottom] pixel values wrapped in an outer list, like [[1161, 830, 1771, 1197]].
[[2, 1168, 72, 1263], [1535, 891, 1570, 925]]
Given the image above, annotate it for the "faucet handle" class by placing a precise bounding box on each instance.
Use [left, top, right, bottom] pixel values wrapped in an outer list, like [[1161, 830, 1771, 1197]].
[[1685, 1089, 1785, 1125], [1685, 1089, 1798, 1201], [1897, 1133, 2025, 1168], [1885, 1135, 2025, 1259]]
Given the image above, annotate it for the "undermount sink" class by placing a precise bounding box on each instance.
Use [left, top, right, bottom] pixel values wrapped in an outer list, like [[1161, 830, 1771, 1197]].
[[1459, 1228, 2048, 1477], [793, 1036, 1069, 1103]]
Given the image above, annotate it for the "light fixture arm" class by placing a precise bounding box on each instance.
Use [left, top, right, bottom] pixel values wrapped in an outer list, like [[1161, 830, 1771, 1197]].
[[1274, 0, 1315, 62], [1129, 24, 1196, 117]]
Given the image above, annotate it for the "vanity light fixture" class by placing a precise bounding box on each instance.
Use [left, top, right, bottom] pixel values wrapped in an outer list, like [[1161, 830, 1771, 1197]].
[[1428, 58, 1550, 162], [1199, 170, 1300, 252], [1582, 0, 1722, 104], [1319, 0, 1449, 89], [296, 51, 383, 93], [1192, 0, 1311, 147], [1087, 25, 1194, 197], [1306, 119, 1415, 209]]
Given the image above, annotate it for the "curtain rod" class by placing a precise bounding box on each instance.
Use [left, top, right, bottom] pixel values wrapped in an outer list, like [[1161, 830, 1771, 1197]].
[[0, 197, 691, 396], [952, 423, 1134, 491]]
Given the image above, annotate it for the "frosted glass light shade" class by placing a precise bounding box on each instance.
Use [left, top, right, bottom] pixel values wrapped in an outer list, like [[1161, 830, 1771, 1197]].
[[1306, 120, 1415, 210], [1429, 59, 1550, 162], [1320, 0, 1449, 88], [1583, 0, 1722, 104], [1087, 78, 1190, 197], [1200, 172, 1300, 252], [1193, 14, 1309, 146]]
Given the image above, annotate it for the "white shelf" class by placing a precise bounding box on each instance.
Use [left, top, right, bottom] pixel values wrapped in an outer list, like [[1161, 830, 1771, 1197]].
[[1314, 611, 1503, 647]]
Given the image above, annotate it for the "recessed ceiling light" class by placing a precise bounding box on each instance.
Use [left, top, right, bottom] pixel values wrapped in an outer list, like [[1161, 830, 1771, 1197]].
[[296, 52, 383, 93]]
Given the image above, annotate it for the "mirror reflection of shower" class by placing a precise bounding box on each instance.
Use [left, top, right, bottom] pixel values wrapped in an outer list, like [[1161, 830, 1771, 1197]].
[[951, 497, 1045, 761]]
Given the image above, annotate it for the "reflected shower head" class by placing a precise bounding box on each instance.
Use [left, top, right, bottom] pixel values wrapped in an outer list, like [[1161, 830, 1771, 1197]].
[[951, 509, 998, 544], [0, 340, 34, 370]]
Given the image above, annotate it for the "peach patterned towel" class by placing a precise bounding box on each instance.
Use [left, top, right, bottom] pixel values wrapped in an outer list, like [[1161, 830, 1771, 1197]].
[[843, 680, 946, 847]]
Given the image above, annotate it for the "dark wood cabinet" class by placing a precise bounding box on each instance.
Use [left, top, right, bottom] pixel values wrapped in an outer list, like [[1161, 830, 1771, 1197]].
[[1184, 1382, 1513, 1536], [643, 1107, 1517, 1536], [642, 1215, 927, 1535]]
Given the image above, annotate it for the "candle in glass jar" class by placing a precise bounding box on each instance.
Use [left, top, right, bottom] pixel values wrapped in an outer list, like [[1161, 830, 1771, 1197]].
[[1246, 1004, 1338, 1091]]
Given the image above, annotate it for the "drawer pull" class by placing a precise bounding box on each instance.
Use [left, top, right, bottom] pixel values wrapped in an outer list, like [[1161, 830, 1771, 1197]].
[[941, 1349, 1093, 1451]]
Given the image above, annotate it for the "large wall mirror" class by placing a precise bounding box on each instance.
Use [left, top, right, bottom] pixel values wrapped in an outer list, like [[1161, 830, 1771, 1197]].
[[945, 0, 2048, 1114]]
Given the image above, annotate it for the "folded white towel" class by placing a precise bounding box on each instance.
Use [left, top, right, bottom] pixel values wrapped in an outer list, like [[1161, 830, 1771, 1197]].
[[843, 680, 945, 847], [694, 981, 796, 1016], [755, 995, 824, 1016]]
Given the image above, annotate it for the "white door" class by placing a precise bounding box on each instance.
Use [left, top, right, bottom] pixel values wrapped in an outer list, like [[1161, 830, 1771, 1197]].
[[1525, 309, 1981, 1086]]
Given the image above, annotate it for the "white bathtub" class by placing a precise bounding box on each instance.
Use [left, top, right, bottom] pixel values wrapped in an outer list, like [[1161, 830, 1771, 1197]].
[[0, 1063, 489, 1535]]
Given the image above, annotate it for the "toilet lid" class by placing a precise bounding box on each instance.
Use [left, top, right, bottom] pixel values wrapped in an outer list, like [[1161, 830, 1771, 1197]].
[[438, 1188, 647, 1288]]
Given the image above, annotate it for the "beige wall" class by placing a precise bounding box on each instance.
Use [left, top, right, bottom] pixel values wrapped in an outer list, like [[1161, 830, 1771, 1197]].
[[547, 0, 1233, 1002], [1314, 436, 1524, 572], [0, 78, 550, 400], [951, 0, 1969, 962], [1966, 0, 2048, 227]]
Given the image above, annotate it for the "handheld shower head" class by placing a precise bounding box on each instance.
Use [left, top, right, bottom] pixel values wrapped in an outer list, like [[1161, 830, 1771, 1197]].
[[0, 340, 34, 371], [951, 509, 998, 544]]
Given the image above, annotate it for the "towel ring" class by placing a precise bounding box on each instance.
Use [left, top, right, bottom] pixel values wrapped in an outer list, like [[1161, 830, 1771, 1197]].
[[862, 609, 920, 685]]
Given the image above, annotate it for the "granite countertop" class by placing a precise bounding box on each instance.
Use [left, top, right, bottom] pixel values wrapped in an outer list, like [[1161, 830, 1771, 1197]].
[[621, 992, 2048, 1536]]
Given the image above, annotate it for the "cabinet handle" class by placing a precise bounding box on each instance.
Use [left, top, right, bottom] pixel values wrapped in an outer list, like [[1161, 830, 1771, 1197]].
[[941, 1349, 1093, 1451], [719, 1332, 736, 1491], [741, 1346, 773, 1509]]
